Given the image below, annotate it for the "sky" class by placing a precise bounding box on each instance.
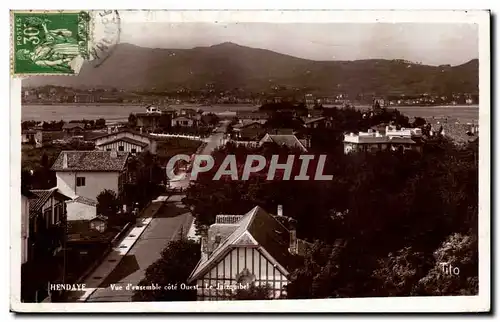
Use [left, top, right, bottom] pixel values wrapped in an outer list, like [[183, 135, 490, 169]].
[[119, 22, 478, 66]]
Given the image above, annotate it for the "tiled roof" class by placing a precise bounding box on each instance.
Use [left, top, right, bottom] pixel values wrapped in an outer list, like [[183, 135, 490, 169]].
[[236, 111, 269, 119], [388, 137, 416, 144], [51, 151, 129, 172], [90, 215, 108, 222], [91, 128, 156, 141], [272, 128, 295, 135], [303, 117, 326, 124], [434, 123, 479, 146], [96, 136, 149, 148], [233, 120, 266, 129], [63, 123, 86, 130], [188, 206, 305, 283], [29, 189, 53, 216], [68, 196, 98, 207], [238, 128, 267, 141], [261, 133, 308, 152], [206, 224, 240, 253], [29, 188, 71, 217]]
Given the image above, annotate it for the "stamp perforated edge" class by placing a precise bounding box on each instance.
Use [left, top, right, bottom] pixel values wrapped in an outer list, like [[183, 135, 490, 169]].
[[10, 10, 91, 78]]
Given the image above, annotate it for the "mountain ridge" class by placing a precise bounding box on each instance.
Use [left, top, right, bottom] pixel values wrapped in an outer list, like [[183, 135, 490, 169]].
[[23, 42, 479, 95]]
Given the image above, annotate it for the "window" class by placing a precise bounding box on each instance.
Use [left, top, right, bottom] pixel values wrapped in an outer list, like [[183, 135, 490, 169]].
[[131, 148, 137, 153], [106, 148, 112, 151], [118, 146, 124, 151], [76, 177, 86, 187]]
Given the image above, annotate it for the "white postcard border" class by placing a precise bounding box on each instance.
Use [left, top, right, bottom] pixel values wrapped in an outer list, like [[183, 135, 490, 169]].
[[9, 9, 490, 313]]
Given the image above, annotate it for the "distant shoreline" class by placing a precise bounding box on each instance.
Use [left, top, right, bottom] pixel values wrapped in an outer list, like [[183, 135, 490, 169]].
[[22, 102, 479, 109], [21, 103, 479, 124]]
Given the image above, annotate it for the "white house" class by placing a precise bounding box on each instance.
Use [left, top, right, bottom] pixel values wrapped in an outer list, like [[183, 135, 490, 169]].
[[21, 130, 36, 144], [188, 206, 310, 300], [171, 116, 195, 127], [343, 127, 422, 154], [51, 150, 130, 201], [93, 128, 158, 154], [385, 126, 422, 139], [145, 105, 162, 114]]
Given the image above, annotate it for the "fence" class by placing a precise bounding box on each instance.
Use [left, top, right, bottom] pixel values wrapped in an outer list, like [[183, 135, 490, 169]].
[[150, 133, 205, 141]]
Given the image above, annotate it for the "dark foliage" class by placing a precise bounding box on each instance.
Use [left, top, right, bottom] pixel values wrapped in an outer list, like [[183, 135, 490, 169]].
[[122, 151, 167, 208], [184, 106, 478, 298], [96, 189, 121, 222], [132, 239, 200, 301]]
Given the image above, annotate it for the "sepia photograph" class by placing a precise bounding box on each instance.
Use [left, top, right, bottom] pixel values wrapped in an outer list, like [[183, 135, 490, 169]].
[[10, 9, 490, 313]]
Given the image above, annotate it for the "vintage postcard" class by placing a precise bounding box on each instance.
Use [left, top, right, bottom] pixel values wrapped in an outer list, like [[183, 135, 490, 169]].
[[10, 10, 490, 313]]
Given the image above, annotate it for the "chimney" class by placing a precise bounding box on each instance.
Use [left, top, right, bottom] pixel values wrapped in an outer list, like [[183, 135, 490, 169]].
[[62, 152, 68, 169], [110, 150, 118, 158], [288, 217, 298, 255], [277, 204, 283, 217]]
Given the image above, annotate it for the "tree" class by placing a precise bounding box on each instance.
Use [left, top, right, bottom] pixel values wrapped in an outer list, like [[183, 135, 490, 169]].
[[128, 113, 137, 128], [132, 239, 200, 301], [159, 114, 172, 131], [412, 116, 427, 128], [414, 233, 478, 296], [95, 118, 106, 128], [371, 247, 431, 296], [96, 189, 120, 221], [122, 152, 166, 208], [265, 111, 304, 131], [183, 107, 478, 299], [201, 113, 220, 127]]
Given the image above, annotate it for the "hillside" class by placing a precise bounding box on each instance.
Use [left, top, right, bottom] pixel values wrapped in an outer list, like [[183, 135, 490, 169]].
[[23, 42, 479, 95]]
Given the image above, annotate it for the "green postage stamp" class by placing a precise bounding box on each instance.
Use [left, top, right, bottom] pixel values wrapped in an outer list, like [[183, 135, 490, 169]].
[[12, 11, 91, 75]]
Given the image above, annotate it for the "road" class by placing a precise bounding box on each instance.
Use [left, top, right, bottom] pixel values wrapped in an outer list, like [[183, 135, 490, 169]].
[[201, 120, 229, 155], [83, 122, 229, 302], [169, 120, 230, 190], [85, 194, 192, 302]]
